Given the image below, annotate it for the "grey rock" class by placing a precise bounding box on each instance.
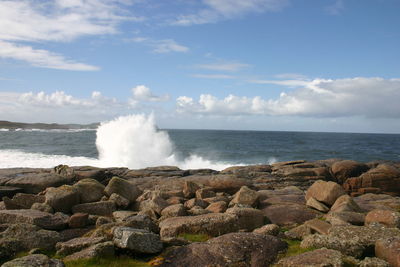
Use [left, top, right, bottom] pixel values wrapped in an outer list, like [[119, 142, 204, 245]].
[[113, 227, 163, 254], [72, 201, 116, 216], [1, 254, 64, 267]]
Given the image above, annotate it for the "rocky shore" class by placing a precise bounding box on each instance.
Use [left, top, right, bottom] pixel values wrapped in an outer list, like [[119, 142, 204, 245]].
[[0, 159, 399, 266]]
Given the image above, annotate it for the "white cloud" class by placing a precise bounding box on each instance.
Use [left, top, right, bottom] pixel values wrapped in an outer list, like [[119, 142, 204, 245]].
[[191, 74, 235, 79], [0, 0, 139, 70], [131, 85, 170, 103], [173, 0, 289, 26], [177, 77, 400, 118], [250, 78, 310, 88], [133, 37, 189, 53], [0, 41, 99, 71], [196, 62, 250, 72]]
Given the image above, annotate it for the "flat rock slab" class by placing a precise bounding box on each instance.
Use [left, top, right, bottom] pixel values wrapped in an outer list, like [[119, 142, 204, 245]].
[[261, 203, 321, 226], [72, 201, 116, 216], [159, 213, 239, 239], [5, 173, 71, 194], [159, 232, 287, 267], [277, 248, 343, 267], [56, 237, 105, 256], [0, 209, 67, 230]]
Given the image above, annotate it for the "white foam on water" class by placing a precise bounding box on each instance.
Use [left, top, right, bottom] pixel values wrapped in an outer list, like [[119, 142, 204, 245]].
[[0, 114, 236, 170], [0, 149, 100, 168], [96, 114, 233, 170]]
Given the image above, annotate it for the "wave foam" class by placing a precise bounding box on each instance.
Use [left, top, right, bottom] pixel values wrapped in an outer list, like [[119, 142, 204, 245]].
[[0, 114, 235, 170]]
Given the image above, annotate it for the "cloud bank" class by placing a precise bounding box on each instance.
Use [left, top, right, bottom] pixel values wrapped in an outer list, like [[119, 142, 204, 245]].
[[177, 77, 400, 118]]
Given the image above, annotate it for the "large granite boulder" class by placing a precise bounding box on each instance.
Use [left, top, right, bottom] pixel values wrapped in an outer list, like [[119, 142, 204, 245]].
[[113, 227, 163, 254], [45, 185, 80, 213], [225, 207, 265, 231], [305, 180, 346, 206], [159, 213, 239, 239], [73, 179, 105, 203], [330, 194, 363, 213], [104, 177, 141, 203], [159, 232, 287, 267], [1, 254, 64, 267], [0, 209, 67, 230], [331, 160, 369, 184], [354, 193, 400, 211]]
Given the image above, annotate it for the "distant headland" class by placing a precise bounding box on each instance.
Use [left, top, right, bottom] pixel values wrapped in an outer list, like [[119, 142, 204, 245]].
[[0, 120, 99, 130]]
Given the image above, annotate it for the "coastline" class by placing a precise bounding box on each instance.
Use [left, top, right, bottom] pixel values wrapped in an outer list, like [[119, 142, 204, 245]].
[[0, 159, 399, 266]]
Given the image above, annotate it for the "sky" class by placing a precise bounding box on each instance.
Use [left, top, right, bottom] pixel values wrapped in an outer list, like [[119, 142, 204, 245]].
[[0, 0, 400, 133]]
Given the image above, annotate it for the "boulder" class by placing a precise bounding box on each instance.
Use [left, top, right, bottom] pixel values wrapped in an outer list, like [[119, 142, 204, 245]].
[[229, 186, 259, 207], [122, 214, 159, 233], [301, 225, 400, 258], [359, 257, 390, 267], [0, 209, 67, 230], [159, 213, 239, 239], [68, 213, 88, 229], [261, 203, 321, 226], [220, 164, 272, 175], [365, 209, 400, 228], [73, 179, 105, 203], [56, 237, 105, 256], [305, 180, 346, 206], [344, 164, 400, 195], [225, 207, 265, 231], [109, 193, 129, 209], [325, 211, 365, 226], [64, 241, 114, 261], [160, 204, 186, 218], [45, 185, 80, 213], [113, 227, 163, 254], [0, 223, 61, 258], [331, 160, 369, 184], [4, 193, 44, 209], [31, 202, 54, 213], [159, 232, 287, 267], [182, 181, 201, 198], [304, 218, 332, 235], [104, 177, 141, 203], [138, 196, 168, 216], [330, 194, 363, 213], [112, 211, 136, 222], [188, 206, 211, 216], [72, 201, 116, 216], [206, 201, 227, 213], [253, 224, 280, 236], [277, 248, 343, 267], [195, 188, 216, 199], [354, 193, 400, 212], [375, 237, 400, 267], [184, 198, 208, 209], [5, 173, 71, 194], [306, 197, 329, 212], [1, 254, 64, 267]]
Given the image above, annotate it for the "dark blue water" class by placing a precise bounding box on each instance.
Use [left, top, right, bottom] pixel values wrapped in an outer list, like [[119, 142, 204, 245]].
[[1, 129, 399, 166]]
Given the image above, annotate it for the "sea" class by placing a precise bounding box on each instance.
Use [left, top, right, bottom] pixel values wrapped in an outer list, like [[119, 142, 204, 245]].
[[1, 115, 399, 170]]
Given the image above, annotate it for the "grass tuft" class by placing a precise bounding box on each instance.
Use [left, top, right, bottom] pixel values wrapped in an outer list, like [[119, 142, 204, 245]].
[[64, 256, 150, 267]]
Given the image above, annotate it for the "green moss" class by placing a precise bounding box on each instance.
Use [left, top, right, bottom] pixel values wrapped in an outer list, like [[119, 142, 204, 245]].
[[64, 256, 150, 267], [279, 227, 290, 233], [283, 239, 315, 257], [178, 233, 211, 242]]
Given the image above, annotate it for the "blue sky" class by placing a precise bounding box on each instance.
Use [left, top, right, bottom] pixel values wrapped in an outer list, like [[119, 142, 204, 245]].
[[1, 0, 400, 133]]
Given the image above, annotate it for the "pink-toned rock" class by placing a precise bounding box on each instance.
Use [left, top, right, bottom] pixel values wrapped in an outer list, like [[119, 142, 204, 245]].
[[305, 180, 346, 206], [69, 213, 88, 228], [229, 186, 259, 207], [206, 201, 227, 213], [375, 237, 400, 267], [331, 160, 369, 184], [365, 209, 400, 228], [195, 188, 216, 199], [330, 195, 362, 213], [182, 181, 200, 198]]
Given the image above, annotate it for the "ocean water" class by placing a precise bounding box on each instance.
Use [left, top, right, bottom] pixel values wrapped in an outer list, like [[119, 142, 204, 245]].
[[0, 115, 399, 170]]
